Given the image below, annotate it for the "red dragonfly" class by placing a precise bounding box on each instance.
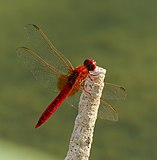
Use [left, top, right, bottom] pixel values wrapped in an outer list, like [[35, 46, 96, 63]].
[[17, 24, 126, 128]]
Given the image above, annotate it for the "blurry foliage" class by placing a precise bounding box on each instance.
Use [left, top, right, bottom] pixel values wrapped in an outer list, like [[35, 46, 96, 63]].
[[0, 0, 157, 159]]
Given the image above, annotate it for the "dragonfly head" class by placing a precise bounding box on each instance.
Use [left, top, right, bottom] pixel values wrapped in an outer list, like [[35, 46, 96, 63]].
[[84, 59, 96, 71]]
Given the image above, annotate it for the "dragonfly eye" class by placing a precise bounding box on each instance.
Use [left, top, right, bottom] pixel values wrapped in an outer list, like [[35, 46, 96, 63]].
[[84, 59, 96, 71]]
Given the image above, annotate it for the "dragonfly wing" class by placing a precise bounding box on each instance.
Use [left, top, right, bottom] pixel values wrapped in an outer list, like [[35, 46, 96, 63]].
[[99, 99, 118, 121], [24, 24, 74, 74], [17, 47, 68, 91], [98, 82, 126, 121], [102, 82, 127, 100]]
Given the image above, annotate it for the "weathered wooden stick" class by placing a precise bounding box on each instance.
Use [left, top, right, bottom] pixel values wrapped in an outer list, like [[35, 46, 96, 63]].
[[65, 66, 106, 160]]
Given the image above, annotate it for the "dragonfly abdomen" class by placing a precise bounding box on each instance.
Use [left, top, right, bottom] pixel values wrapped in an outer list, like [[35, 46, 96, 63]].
[[35, 70, 82, 128]]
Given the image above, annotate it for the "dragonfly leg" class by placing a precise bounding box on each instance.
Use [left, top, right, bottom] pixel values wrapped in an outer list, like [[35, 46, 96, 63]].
[[83, 81, 92, 96], [88, 73, 98, 81]]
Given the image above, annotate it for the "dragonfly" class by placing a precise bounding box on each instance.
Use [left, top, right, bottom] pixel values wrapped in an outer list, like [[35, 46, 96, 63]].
[[17, 24, 126, 128]]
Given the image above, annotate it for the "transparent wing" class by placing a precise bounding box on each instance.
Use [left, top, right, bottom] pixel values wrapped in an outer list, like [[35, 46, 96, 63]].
[[24, 24, 74, 74], [17, 24, 74, 90], [98, 99, 118, 121], [102, 82, 127, 100], [66, 81, 126, 120], [98, 82, 126, 121], [17, 47, 68, 91]]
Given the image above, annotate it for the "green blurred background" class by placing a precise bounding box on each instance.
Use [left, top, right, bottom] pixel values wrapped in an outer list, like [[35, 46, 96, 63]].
[[1, 0, 157, 159]]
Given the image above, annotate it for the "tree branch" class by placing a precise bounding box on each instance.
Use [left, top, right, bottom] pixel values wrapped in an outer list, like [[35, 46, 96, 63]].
[[65, 66, 106, 160]]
